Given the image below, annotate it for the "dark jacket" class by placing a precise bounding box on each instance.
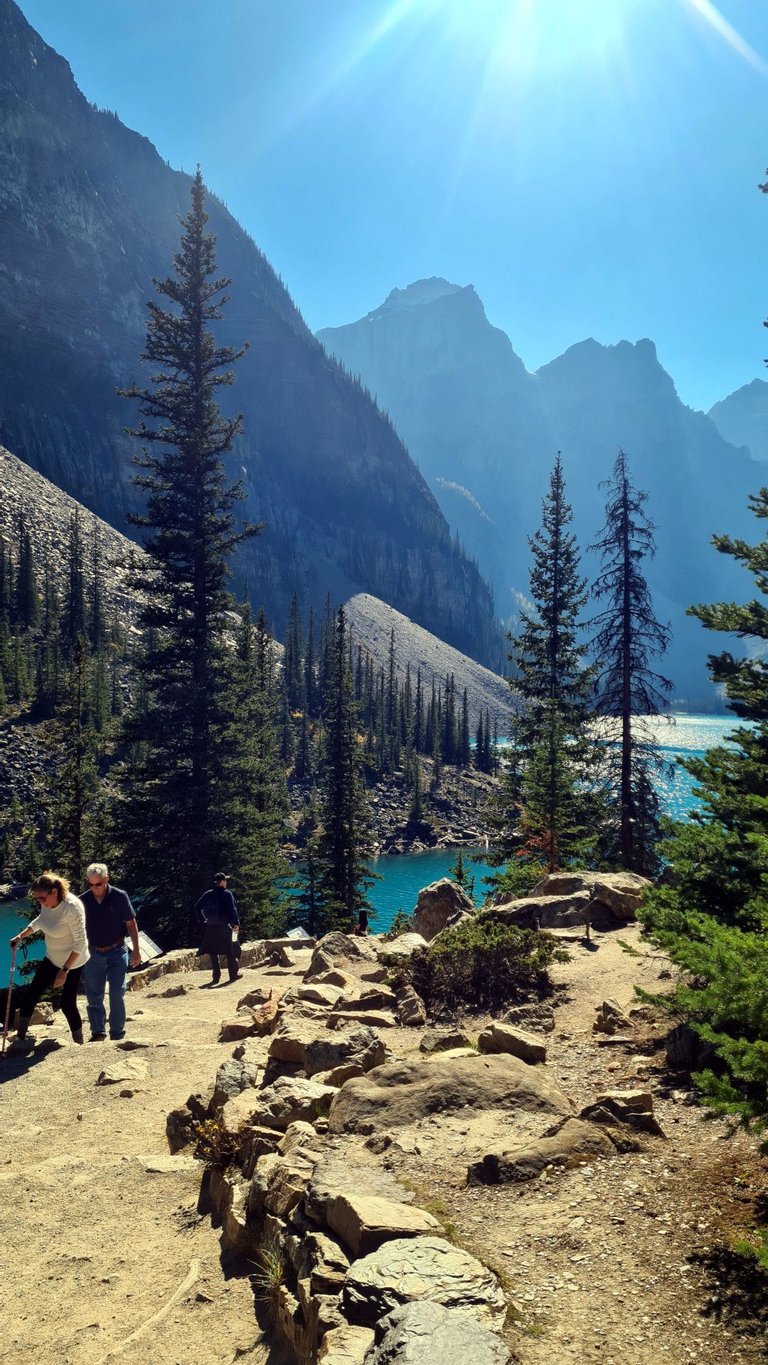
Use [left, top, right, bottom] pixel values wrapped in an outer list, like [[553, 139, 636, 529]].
[[193, 886, 239, 928]]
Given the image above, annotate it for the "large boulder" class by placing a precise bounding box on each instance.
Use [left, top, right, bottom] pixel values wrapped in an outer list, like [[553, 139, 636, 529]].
[[210, 1056, 262, 1110], [488, 891, 591, 931], [467, 1117, 617, 1185], [304, 1026, 387, 1080], [329, 1054, 571, 1134], [269, 1016, 329, 1066], [364, 1302, 512, 1364], [377, 933, 428, 961], [412, 879, 474, 942], [247, 1076, 338, 1131], [342, 1236, 506, 1330], [395, 987, 427, 1028], [579, 1089, 665, 1137], [305, 933, 380, 981], [530, 871, 650, 925]]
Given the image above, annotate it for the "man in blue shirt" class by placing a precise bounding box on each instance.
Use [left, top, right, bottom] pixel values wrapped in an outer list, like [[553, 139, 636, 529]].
[[194, 873, 240, 985], [81, 862, 140, 1041]]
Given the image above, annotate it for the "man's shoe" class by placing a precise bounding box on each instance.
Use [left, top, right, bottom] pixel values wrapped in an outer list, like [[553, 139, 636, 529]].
[[110, 1033, 125, 1041], [71, 1028, 84, 1045], [89, 1032, 107, 1042]]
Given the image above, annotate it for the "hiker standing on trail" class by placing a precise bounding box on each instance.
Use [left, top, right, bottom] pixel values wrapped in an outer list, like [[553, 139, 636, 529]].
[[194, 873, 240, 985], [81, 863, 141, 1043], [9, 871, 90, 1046]]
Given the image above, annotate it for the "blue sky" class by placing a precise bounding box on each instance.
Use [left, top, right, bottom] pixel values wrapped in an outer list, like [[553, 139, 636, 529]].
[[20, 0, 768, 412]]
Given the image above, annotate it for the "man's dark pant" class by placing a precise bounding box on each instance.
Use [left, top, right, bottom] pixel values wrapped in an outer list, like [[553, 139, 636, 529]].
[[199, 923, 238, 982], [16, 956, 84, 1037]]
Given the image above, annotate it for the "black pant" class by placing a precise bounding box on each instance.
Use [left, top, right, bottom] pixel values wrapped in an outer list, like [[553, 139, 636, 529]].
[[17, 956, 84, 1036], [199, 923, 239, 982]]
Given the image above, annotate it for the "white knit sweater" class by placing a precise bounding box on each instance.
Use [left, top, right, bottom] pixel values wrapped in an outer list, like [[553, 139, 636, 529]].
[[27, 893, 90, 969]]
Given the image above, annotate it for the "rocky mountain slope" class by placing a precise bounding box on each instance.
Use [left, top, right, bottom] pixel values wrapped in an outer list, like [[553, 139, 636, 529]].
[[0, 0, 500, 668], [0, 445, 507, 835], [345, 593, 512, 729], [709, 378, 768, 463], [318, 279, 763, 703]]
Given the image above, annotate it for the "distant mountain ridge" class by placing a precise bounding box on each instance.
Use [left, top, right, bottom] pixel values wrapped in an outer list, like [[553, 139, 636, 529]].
[[708, 379, 768, 462], [0, 1, 500, 668], [318, 279, 763, 702]]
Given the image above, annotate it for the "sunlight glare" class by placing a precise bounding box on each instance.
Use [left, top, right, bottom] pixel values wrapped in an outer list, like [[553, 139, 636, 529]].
[[683, 0, 768, 77]]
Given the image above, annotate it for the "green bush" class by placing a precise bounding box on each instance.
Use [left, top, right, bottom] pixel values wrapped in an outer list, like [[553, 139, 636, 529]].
[[397, 915, 565, 1015], [482, 859, 546, 904], [382, 909, 414, 940]]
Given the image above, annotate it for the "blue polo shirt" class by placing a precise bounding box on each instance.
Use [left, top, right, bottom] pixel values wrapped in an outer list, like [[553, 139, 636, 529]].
[[81, 884, 136, 949]]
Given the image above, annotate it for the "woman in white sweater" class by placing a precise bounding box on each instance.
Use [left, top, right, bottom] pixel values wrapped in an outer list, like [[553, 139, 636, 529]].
[[10, 871, 90, 1045]]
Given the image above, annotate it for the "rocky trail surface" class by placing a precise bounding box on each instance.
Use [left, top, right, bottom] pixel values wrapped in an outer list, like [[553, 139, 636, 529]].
[[1, 919, 766, 1365]]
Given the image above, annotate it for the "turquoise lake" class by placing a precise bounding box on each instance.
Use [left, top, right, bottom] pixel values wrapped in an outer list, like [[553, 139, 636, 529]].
[[0, 713, 737, 983]]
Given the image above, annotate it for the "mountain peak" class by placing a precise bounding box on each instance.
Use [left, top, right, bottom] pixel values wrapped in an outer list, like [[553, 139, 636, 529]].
[[371, 278, 475, 319]]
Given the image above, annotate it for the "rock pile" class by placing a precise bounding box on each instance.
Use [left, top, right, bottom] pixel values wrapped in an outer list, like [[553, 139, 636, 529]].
[[164, 925, 666, 1363]]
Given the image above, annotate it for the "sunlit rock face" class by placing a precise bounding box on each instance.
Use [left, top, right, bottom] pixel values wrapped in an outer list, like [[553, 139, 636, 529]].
[[0, 2, 500, 667], [320, 280, 762, 701]]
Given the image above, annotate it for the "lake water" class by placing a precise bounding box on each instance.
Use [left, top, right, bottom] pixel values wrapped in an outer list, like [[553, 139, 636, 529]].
[[0, 713, 738, 983]]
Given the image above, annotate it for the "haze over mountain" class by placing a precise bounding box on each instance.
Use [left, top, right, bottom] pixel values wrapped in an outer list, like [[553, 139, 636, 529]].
[[0, 0, 500, 668], [319, 279, 764, 702], [709, 378, 768, 463]]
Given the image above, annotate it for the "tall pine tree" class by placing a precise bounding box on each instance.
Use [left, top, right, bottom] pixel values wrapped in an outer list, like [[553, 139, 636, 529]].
[[315, 607, 375, 930], [497, 454, 599, 871], [115, 169, 260, 938], [590, 449, 671, 874], [642, 484, 768, 1131]]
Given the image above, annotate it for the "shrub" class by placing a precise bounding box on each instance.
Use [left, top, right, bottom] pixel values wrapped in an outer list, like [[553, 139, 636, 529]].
[[192, 1117, 244, 1170], [482, 859, 546, 904], [382, 909, 414, 940], [250, 1234, 285, 1315], [396, 915, 565, 1015]]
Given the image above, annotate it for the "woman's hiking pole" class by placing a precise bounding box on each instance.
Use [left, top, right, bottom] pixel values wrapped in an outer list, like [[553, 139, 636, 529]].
[[1, 941, 17, 1061]]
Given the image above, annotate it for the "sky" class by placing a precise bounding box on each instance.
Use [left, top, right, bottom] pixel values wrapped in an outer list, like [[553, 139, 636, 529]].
[[19, 0, 768, 413]]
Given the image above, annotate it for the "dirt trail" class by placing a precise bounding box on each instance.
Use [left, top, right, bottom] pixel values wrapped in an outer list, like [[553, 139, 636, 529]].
[[0, 930, 765, 1365], [0, 976, 278, 1365]]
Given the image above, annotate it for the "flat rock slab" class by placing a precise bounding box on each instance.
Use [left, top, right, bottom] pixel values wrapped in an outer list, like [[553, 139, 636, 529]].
[[366, 1301, 512, 1364], [342, 1235, 506, 1330], [325, 1192, 441, 1257], [477, 1022, 547, 1064], [329, 1010, 397, 1029], [306, 1154, 413, 1225], [318, 1324, 375, 1362], [298, 983, 345, 1007], [467, 1117, 617, 1185], [377, 933, 428, 960], [97, 1059, 148, 1085], [133, 1153, 197, 1175], [329, 1054, 571, 1134]]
